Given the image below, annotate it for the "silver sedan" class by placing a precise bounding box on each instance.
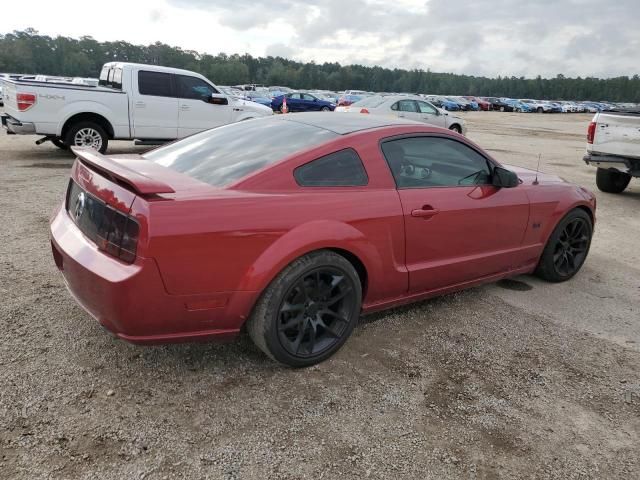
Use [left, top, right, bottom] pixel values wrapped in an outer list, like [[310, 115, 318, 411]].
[[335, 95, 466, 134]]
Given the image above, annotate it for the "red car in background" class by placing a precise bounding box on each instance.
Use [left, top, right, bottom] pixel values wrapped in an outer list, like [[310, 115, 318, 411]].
[[464, 96, 491, 111], [51, 114, 596, 367]]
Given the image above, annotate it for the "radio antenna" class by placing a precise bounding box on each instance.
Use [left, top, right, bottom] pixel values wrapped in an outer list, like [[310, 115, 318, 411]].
[[533, 154, 541, 185]]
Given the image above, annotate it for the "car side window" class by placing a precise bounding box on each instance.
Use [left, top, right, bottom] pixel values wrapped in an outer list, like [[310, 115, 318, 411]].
[[381, 137, 493, 189], [302, 94, 315, 101], [289, 93, 302, 100], [138, 71, 173, 97], [397, 100, 418, 112], [416, 101, 437, 114], [294, 149, 368, 187], [176, 75, 218, 100]]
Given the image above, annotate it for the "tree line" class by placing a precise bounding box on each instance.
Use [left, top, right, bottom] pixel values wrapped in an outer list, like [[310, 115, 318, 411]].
[[1, 29, 638, 102]]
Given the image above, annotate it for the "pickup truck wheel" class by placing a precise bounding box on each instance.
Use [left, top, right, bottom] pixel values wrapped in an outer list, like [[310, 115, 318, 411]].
[[595, 168, 631, 193], [247, 250, 361, 367], [65, 122, 108, 154], [535, 209, 592, 283], [51, 138, 69, 150]]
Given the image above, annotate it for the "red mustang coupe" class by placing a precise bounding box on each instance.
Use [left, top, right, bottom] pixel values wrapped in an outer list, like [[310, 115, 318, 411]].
[[51, 113, 595, 367]]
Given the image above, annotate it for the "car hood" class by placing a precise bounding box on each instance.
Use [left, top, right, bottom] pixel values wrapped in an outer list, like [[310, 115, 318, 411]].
[[504, 164, 566, 185]]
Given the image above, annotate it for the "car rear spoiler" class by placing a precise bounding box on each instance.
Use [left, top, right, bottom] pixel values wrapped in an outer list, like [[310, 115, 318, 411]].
[[71, 147, 175, 195]]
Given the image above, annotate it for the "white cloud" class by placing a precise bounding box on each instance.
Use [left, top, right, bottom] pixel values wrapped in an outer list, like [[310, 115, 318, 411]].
[[3, 0, 639, 78]]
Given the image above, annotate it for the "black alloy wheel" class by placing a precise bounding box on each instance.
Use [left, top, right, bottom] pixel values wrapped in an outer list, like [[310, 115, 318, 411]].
[[551, 217, 590, 277], [248, 250, 361, 367], [277, 267, 356, 358], [535, 209, 592, 282]]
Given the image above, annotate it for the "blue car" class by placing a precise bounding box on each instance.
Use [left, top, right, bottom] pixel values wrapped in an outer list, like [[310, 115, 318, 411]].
[[507, 100, 533, 113], [271, 92, 336, 112], [429, 96, 460, 111]]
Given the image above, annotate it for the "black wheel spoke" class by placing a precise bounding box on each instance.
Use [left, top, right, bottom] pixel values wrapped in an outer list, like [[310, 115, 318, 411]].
[[319, 308, 350, 324], [279, 314, 303, 332], [551, 217, 591, 277], [326, 286, 352, 306]]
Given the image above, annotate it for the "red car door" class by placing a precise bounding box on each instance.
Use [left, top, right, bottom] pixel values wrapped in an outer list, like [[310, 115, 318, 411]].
[[381, 135, 530, 293]]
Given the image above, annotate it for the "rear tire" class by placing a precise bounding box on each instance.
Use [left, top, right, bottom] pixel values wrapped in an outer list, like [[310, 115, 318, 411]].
[[449, 124, 462, 134], [64, 122, 108, 154], [537, 107, 544, 113], [535, 209, 593, 282], [247, 250, 362, 367], [595, 168, 631, 193]]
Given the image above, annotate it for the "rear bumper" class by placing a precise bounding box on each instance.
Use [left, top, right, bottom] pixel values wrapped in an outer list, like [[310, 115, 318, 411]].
[[1, 114, 36, 134], [50, 205, 257, 344], [584, 152, 640, 176]]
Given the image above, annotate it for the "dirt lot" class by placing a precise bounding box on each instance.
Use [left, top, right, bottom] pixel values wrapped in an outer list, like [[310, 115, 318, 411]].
[[1, 112, 639, 479]]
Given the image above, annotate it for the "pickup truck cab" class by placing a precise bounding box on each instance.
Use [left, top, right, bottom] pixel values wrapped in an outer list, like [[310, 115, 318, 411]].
[[584, 111, 640, 193], [1, 62, 273, 153]]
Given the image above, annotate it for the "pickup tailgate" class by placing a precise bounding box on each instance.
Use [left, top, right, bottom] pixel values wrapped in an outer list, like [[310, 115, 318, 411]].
[[591, 112, 640, 159], [1, 80, 20, 117]]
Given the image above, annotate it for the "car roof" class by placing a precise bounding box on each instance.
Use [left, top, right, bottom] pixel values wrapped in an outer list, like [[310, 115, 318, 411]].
[[275, 112, 422, 134]]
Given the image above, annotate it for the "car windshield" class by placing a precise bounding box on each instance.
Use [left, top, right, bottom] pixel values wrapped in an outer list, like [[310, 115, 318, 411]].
[[144, 119, 338, 187]]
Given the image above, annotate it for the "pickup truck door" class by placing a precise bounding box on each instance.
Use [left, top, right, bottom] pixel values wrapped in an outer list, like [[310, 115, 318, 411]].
[[176, 75, 232, 137], [131, 70, 178, 139]]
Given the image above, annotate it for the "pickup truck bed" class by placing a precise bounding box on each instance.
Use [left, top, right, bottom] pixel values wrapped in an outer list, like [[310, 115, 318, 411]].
[[584, 111, 640, 193]]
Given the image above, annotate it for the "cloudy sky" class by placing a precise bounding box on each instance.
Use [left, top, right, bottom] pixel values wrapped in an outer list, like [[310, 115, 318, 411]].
[[4, 0, 639, 78]]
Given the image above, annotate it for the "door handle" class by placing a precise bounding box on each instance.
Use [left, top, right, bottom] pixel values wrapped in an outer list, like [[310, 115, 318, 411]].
[[411, 205, 439, 218], [398, 114, 405, 117], [134, 101, 145, 108], [181, 105, 190, 111]]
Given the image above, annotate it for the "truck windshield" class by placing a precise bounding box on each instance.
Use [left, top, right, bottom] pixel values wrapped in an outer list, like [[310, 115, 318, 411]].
[[143, 118, 338, 187]]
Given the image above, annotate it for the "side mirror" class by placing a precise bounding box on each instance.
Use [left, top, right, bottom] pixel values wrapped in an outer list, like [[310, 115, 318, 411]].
[[492, 166, 519, 188], [209, 94, 229, 106]]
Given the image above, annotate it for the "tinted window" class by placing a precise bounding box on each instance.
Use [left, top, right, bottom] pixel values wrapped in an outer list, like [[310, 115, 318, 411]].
[[138, 71, 173, 97], [294, 149, 368, 187], [144, 118, 338, 187], [177, 75, 218, 100], [302, 94, 315, 101], [396, 100, 418, 112], [381, 137, 492, 188]]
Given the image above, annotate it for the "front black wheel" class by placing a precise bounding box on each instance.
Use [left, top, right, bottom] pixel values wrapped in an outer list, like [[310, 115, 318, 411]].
[[535, 209, 593, 282], [247, 250, 361, 367], [596, 168, 631, 193]]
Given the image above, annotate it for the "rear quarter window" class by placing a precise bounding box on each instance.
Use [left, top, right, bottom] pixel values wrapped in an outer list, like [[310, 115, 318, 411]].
[[294, 149, 368, 187]]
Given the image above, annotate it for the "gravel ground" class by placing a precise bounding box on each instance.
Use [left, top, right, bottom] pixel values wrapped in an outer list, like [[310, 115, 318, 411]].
[[1, 111, 639, 479]]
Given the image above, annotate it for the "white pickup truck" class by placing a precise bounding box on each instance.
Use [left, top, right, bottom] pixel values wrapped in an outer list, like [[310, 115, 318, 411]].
[[584, 111, 640, 193], [1, 62, 273, 153]]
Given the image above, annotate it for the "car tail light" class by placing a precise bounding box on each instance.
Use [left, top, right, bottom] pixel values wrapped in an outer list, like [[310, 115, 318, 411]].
[[96, 207, 140, 264], [587, 121, 596, 144], [17, 93, 37, 111], [360, 108, 369, 114]]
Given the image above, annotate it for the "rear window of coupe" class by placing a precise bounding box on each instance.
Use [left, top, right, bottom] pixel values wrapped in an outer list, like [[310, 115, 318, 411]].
[[143, 119, 338, 187]]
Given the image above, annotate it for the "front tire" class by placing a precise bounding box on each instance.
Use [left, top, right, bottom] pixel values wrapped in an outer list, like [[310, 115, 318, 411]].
[[321, 106, 331, 112], [64, 122, 108, 154], [247, 250, 362, 367], [595, 168, 631, 193], [535, 209, 593, 282]]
